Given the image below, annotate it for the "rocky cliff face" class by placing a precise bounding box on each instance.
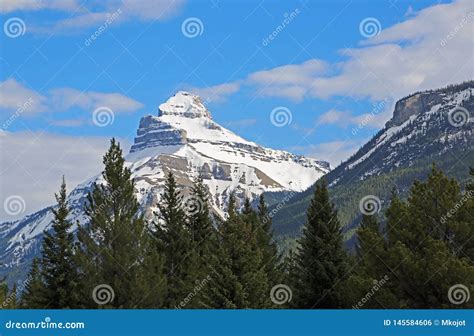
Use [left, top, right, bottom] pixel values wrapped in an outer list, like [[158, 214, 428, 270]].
[[0, 91, 329, 285]]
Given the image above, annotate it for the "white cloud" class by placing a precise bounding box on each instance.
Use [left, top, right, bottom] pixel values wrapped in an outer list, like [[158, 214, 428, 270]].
[[0, 131, 130, 221], [13, 0, 186, 34], [121, 0, 186, 20], [0, 0, 80, 13], [316, 99, 394, 129], [310, 0, 474, 100], [0, 79, 144, 118], [247, 60, 327, 101], [293, 140, 365, 168], [49, 119, 87, 127], [188, 82, 241, 103], [49, 88, 144, 113], [0, 79, 47, 114], [192, 0, 473, 116], [316, 109, 352, 127], [224, 118, 257, 127]]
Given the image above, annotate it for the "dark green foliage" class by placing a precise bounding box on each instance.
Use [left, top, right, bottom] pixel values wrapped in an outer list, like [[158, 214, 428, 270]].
[[218, 201, 269, 308], [40, 177, 79, 308], [152, 172, 195, 308], [271, 136, 474, 242], [182, 176, 218, 308], [383, 166, 474, 308], [76, 138, 166, 308], [256, 195, 283, 288], [21, 259, 46, 308], [0, 280, 6, 308], [17, 136, 473, 310], [204, 194, 282, 308], [343, 215, 398, 308], [291, 180, 348, 308], [345, 166, 474, 309]]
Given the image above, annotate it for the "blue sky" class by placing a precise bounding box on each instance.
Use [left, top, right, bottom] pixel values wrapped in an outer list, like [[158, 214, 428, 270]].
[[1, 0, 473, 219]]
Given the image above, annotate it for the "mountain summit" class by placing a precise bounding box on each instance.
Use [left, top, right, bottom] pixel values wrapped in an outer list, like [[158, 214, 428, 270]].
[[0, 92, 329, 283]]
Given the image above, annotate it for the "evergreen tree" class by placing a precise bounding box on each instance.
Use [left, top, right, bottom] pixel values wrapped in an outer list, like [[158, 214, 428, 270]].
[[21, 259, 46, 308], [152, 172, 194, 308], [383, 166, 474, 308], [343, 215, 398, 308], [242, 197, 252, 215], [292, 179, 348, 308], [7, 284, 17, 308], [40, 177, 79, 308], [454, 167, 474, 261], [183, 176, 218, 307], [255, 195, 283, 294], [0, 279, 7, 308], [77, 138, 166, 308], [200, 196, 239, 308], [203, 195, 271, 308], [187, 176, 215, 261]]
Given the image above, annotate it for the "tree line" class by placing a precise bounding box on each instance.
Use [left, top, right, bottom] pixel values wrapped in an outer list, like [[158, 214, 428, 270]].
[[2, 139, 473, 308]]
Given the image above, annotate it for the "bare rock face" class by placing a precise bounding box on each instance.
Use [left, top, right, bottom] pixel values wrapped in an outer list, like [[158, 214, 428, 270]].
[[387, 91, 444, 128]]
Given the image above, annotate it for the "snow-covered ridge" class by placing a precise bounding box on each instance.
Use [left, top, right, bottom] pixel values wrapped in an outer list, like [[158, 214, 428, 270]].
[[158, 91, 212, 119], [338, 85, 473, 182]]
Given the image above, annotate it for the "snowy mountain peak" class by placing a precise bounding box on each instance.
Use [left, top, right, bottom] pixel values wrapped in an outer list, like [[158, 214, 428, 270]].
[[158, 91, 211, 119], [1, 94, 330, 281]]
